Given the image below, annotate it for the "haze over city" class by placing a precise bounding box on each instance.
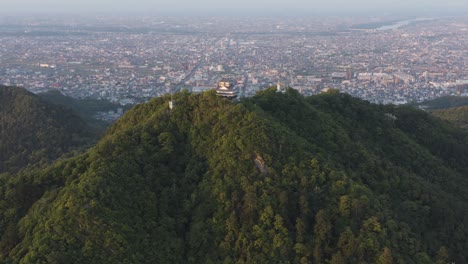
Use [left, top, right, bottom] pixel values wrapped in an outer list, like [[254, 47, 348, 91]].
[[2, 0, 468, 14], [1, 0, 468, 115]]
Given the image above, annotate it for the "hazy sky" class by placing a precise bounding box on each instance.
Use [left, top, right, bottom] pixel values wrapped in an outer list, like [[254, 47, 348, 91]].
[[2, 0, 468, 15]]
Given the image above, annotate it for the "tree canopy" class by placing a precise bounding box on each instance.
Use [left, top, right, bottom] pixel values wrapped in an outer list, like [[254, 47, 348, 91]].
[[0, 88, 466, 263], [0, 86, 96, 173]]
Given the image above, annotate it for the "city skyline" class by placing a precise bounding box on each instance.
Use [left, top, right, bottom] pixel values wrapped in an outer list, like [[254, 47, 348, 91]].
[[2, 0, 468, 15]]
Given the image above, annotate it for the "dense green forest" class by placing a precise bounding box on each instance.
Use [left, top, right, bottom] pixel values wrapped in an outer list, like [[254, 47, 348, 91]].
[[432, 106, 468, 129], [0, 88, 467, 263], [38, 90, 126, 131], [0, 86, 96, 173]]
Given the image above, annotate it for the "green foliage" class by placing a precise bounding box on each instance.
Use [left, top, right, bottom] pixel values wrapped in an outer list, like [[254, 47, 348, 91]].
[[0, 88, 466, 263], [432, 105, 468, 129], [0, 86, 96, 173], [38, 89, 127, 131]]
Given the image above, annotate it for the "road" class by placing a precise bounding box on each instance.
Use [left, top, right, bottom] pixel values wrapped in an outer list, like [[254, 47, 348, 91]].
[[241, 73, 249, 97], [174, 56, 205, 93]]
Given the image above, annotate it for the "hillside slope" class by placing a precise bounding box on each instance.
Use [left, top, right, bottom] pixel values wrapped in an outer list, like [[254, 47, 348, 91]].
[[0, 86, 96, 173], [0, 89, 466, 263], [432, 105, 468, 129], [38, 90, 126, 131], [415, 95, 468, 110]]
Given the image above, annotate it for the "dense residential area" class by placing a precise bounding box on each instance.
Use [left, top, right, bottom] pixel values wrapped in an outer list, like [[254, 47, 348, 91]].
[[0, 16, 467, 104]]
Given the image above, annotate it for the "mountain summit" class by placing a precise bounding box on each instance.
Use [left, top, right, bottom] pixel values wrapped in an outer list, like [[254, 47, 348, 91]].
[[0, 88, 466, 263]]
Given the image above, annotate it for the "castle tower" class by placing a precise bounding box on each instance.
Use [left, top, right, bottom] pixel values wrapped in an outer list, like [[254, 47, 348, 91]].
[[216, 78, 237, 99]]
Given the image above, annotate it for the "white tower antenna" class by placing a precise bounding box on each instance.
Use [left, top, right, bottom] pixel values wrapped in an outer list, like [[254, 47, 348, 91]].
[[169, 86, 174, 110]]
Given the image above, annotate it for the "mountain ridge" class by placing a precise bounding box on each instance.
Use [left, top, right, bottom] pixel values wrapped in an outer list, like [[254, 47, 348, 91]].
[[432, 105, 468, 129], [38, 89, 127, 131], [0, 88, 466, 263], [0, 86, 96, 173]]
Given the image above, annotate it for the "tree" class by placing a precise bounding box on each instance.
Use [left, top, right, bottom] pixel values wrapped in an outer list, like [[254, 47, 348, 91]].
[[377, 247, 393, 264]]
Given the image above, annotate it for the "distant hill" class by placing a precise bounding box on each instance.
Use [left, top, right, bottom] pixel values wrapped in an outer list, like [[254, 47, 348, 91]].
[[415, 95, 468, 110], [38, 90, 127, 131], [0, 86, 96, 173], [0, 89, 466, 263], [432, 105, 468, 129]]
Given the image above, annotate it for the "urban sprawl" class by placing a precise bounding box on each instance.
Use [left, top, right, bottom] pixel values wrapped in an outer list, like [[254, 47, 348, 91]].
[[1, 15, 467, 108]]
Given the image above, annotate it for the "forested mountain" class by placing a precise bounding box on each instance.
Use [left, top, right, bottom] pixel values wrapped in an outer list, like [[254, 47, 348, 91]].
[[432, 105, 468, 129], [0, 86, 96, 173], [0, 88, 466, 263], [38, 90, 125, 131]]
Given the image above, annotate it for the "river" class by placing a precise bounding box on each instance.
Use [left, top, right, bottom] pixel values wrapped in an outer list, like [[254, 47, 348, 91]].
[[376, 18, 434, 30]]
